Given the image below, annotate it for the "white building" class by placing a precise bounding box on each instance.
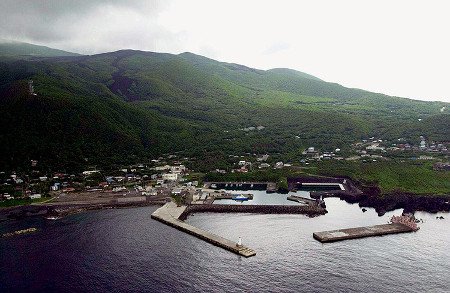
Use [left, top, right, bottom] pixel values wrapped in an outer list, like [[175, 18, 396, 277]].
[[162, 173, 179, 181], [30, 194, 42, 199], [171, 165, 186, 174]]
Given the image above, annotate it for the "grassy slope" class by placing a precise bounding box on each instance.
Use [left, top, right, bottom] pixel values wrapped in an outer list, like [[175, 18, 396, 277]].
[[308, 160, 450, 195]]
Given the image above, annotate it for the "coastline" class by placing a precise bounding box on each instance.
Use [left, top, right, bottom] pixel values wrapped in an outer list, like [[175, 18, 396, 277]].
[[302, 176, 450, 216], [0, 200, 166, 221]]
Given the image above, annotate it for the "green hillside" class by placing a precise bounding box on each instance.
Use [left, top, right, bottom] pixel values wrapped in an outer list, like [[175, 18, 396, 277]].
[[0, 45, 448, 171], [0, 40, 80, 57]]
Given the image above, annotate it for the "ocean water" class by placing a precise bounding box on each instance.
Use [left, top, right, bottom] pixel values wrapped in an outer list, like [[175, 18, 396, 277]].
[[1, 195, 449, 293]]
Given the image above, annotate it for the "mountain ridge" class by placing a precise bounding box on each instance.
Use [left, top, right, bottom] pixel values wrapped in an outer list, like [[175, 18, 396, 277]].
[[0, 40, 80, 57]]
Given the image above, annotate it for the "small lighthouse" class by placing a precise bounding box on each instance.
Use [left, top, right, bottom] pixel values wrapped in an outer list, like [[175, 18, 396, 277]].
[[237, 237, 242, 247], [28, 80, 36, 95]]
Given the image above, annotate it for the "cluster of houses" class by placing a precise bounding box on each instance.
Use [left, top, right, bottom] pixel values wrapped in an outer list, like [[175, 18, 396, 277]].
[[433, 162, 450, 171], [0, 170, 85, 201], [0, 156, 200, 202], [300, 146, 343, 163], [350, 136, 449, 162], [385, 136, 448, 153]]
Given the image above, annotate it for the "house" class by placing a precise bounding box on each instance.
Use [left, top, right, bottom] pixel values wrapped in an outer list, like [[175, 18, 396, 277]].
[[419, 155, 433, 160], [275, 162, 284, 169], [29, 193, 42, 199], [162, 173, 179, 181], [257, 154, 269, 162], [172, 188, 182, 195], [51, 183, 61, 191], [366, 144, 385, 151], [2, 193, 13, 200], [171, 165, 186, 174], [433, 162, 450, 171], [259, 163, 270, 168], [155, 165, 171, 171], [82, 170, 99, 176]]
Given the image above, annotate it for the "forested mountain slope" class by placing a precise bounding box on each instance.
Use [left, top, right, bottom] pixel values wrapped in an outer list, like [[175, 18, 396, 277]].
[[0, 45, 448, 170]]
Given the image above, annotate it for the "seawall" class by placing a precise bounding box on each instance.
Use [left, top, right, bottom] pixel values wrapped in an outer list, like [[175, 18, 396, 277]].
[[178, 204, 327, 220]]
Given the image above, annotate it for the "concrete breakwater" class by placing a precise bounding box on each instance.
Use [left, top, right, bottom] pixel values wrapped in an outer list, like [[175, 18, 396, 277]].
[[178, 204, 327, 221], [2, 227, 38, 238], [151, 203, 256, 257], [152, 202, 327, 257], [313, 223, 414, 243]]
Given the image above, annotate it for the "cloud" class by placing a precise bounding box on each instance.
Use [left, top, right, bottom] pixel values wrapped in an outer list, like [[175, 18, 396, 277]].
[[0, 0, 178, 54], [263, 42, 291, 55]]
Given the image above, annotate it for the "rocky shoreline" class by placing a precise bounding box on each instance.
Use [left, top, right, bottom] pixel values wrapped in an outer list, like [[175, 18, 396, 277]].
[[0, 201, 166, 221], [306, 177, 450, 216]]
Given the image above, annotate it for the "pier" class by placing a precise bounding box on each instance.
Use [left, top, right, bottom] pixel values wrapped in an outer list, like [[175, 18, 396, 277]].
[[151, 202, 256, 257], [313, 223, 415, 243], [287, 195, 318, 205]]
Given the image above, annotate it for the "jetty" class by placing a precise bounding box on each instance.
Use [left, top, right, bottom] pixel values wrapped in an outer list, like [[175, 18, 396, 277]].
[[151, 202, 256, 257], [313, 223, 415, 243]]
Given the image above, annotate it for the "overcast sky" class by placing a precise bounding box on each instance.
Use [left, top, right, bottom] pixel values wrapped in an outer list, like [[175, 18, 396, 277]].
[[1, 0, 449, 102]]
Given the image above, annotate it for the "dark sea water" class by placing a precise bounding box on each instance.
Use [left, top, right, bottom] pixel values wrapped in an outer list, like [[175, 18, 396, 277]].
[[1, 194, 449, 293]]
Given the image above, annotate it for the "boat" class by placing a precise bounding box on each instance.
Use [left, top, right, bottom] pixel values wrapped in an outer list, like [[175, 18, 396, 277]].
[[232, 194, 249, 201], [44, 216, 61, 220]]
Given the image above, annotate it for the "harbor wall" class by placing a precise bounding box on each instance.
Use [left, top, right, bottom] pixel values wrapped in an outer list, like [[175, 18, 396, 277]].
[[179, 204, 327, 220]]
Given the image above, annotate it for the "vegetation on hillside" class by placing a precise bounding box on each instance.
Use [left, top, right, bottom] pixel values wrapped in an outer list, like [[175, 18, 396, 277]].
[[0, 45, 448, 173]]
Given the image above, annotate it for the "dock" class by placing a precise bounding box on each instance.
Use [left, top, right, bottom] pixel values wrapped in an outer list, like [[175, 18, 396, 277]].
[[151, 202, 256, 257], [213, 193, 253, 200], [205, 181, 277, 192], [313, 223, 414, 243], [287, 195, 317, 205]]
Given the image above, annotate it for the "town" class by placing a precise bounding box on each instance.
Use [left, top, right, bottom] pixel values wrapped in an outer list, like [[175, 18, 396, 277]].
[[1, 135, 448, 206]]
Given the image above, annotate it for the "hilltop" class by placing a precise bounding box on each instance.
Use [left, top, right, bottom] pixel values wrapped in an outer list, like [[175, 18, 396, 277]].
[[0, 40, 80, 58]]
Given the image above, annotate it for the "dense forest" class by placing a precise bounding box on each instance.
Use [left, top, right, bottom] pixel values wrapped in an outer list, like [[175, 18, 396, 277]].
[[0, 42, 449, 171]]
